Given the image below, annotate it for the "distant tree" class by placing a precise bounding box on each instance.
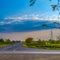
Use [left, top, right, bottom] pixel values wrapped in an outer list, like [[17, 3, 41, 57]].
[[56, 40, 60, 44], [5, 39, 11, 44], [0, 38, 4, 43], [36, 39, 43, 47], [37, 39, 46, 46], [25, 37, 33, 43], [29, 0, 52, 6], [48, 39, 55, 44], [37, 39, 42, 44], [41, 40, 46, 46]]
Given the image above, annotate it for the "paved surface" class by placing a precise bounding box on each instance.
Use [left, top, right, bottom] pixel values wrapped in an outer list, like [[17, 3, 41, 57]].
[[0, 42, 60, 54], [0, 42, 60, 60], [0, 54, 60, 60]]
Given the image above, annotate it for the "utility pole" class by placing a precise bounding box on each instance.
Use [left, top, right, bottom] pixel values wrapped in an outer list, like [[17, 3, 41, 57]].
[[49, 0, 60, 40], [50, 29, 53, 40], [29, 0, 60, 40]]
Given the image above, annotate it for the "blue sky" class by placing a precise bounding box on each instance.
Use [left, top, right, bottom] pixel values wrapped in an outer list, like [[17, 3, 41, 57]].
[[0, 0, 58, 21]]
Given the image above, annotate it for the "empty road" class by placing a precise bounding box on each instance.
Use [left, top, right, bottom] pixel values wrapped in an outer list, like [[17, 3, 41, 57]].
[[0, 42, 60, 54]]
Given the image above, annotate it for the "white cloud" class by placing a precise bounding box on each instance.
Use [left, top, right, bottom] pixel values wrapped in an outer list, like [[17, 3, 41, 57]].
[[4, 13, 58, 21], [4, 14, 40, 21], [0, 13, 59, 25], [0, 21, 14, 25]]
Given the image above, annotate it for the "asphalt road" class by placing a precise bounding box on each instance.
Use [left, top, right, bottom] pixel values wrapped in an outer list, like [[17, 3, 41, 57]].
[[0, 54, 60, 60], [0, 42, 60, 54]]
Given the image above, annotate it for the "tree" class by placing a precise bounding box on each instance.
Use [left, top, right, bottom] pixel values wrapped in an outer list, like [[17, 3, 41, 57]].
[[37, 39, 42, 45], [36, 39, 43, 47], [5, 39, 11, 44], [25, 37, 33, 43], [0, 38, 4, 43], [29, 0, 36, 6], [29, 0, 52, 6], [51, 5, 57, 11], [48, 39, 55, 44]]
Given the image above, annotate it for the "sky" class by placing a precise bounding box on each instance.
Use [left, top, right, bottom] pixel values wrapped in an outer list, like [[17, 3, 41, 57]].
[[0, 0, 58, 22]]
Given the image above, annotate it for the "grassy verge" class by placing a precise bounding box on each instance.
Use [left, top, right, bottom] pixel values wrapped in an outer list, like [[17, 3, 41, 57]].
[[0, 38, 20, 47], [23, 42, 60, 50], [23, 38, 60, 50], [0, 44, 10, 47]]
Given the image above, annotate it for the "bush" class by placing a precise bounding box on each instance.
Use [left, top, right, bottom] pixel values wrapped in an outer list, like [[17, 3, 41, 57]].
[[0, 38, 4, 44], [25, 37, 33, 43], [24, 38, 60, 49], [5, 39, 11, 44]]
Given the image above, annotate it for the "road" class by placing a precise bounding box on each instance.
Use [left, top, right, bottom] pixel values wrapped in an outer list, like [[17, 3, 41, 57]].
[[0, 41, 60, 54]]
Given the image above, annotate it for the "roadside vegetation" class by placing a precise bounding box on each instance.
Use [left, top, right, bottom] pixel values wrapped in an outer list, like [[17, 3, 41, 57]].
[[23, 37, 60, 50], [0, 38, 20, 47]]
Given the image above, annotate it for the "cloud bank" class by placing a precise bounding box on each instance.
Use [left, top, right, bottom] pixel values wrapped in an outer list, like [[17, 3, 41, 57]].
[[0, 14, 58, 25]]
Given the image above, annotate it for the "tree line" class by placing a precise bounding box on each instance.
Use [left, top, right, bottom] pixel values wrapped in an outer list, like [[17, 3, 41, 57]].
[[23, 37, 60, 49], [0, 38, 20, 45]]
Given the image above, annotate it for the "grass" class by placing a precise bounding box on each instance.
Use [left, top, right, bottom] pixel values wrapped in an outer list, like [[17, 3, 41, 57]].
[[0, 38, 20, 47], [23, 38, 60, 50], [0, 44, 10, 47], [23, 42, 60, 50]]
